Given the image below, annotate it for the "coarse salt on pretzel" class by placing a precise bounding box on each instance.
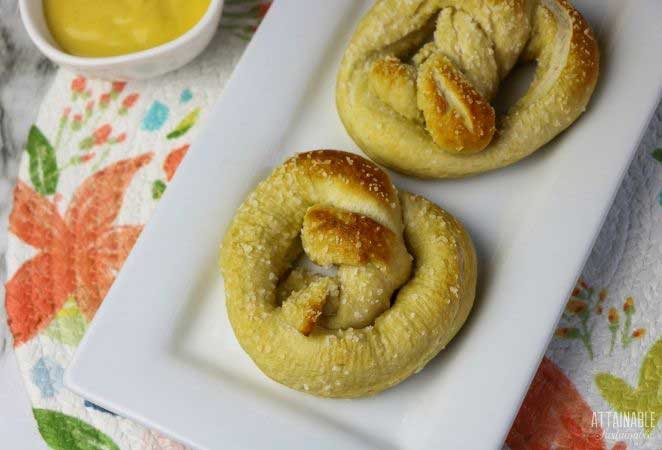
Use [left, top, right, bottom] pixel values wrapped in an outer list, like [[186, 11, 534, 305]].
[[220, 150, 477, 397], [337, 0, 599, 178]]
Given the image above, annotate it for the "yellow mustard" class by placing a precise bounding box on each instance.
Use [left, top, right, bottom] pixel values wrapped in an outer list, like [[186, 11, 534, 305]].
[[43, 0, 211, 57]]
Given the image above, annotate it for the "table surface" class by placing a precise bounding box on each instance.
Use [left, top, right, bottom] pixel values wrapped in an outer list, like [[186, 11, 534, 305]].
[[0, 1, 53, 448]]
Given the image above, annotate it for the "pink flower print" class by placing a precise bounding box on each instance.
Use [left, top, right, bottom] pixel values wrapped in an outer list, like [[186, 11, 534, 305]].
[[111, 81, 126, 96], [78, 153, 96, 164], [163, 144, 189, 181], [93, 124, 112, 146], [507, 357, 626, 450], [79, 124, 112, 150], [99, 93, 111, 109], [71, 76, 86, 95], [632, 328, 646, 339], [119, 93, 140, 115], [85, 100, 94, 117], [5, 153, 153, 345], [608, 307, 619, 325], [72, 114, 83, 131], [623, 297, 634, 314], [123, 94, 139, 108], [112, 132, 127, 144], [59, 108, 71, 127]]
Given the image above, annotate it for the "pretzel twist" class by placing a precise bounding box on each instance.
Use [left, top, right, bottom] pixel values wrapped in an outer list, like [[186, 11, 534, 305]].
[[337, 0, 599, 177], [221, 150, 476, 397]]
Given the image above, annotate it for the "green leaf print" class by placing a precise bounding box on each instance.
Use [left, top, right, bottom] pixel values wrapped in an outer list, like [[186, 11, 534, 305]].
[[44, 299, 87, 346], [152, 179, 167, 199], [33, 409, 119, 450], [651, 148, 662, 162], [595, 339, 662, 436], [166, 108, 200, 139], [27, 125, 59, 195]]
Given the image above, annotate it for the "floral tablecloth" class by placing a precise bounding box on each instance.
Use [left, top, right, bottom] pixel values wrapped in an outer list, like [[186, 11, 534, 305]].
[[2, 1, 662, 449]]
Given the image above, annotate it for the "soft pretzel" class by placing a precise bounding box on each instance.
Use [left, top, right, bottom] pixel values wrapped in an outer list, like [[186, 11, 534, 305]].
[[336, 0, 599, 178], [220, 150, 476, 397]]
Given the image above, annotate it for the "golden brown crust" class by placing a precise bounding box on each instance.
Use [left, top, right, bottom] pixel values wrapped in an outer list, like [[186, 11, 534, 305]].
[[556, 0, 600, 97], [220, 150, 476, 397], [292, 150, 399, 213], [281, 278, 335, 336], [302, 205, 395, 267], [336, 0, 600, 178], [294, 150, 396, 201], [370, 56, 421, 122], [417, 53, 496, 153]]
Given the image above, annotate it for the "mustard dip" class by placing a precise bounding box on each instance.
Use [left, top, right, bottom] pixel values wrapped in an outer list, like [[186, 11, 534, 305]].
[[43, 0, 211, 57]]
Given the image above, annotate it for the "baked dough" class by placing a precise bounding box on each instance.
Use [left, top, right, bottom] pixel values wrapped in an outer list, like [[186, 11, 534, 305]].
[[336, 0, 599, 178], [220, 150, 476, 397]]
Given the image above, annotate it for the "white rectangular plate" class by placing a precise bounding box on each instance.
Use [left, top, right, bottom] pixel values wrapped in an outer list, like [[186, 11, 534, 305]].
[[66, 1, 662, 449]]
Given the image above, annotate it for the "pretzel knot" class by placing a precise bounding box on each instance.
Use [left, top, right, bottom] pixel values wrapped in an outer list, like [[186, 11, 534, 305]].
[[221, 150, 477, 397], [337, 0, 599, 177]]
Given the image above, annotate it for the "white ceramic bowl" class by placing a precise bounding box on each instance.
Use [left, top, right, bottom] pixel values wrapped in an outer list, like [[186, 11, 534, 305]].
[[19, 0, 224, 80]]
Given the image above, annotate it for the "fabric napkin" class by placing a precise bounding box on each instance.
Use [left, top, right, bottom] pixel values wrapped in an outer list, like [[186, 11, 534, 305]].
[[4, 2, 270, 448], [506, 103, 662, 450], [2, 1, 662, 448]]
